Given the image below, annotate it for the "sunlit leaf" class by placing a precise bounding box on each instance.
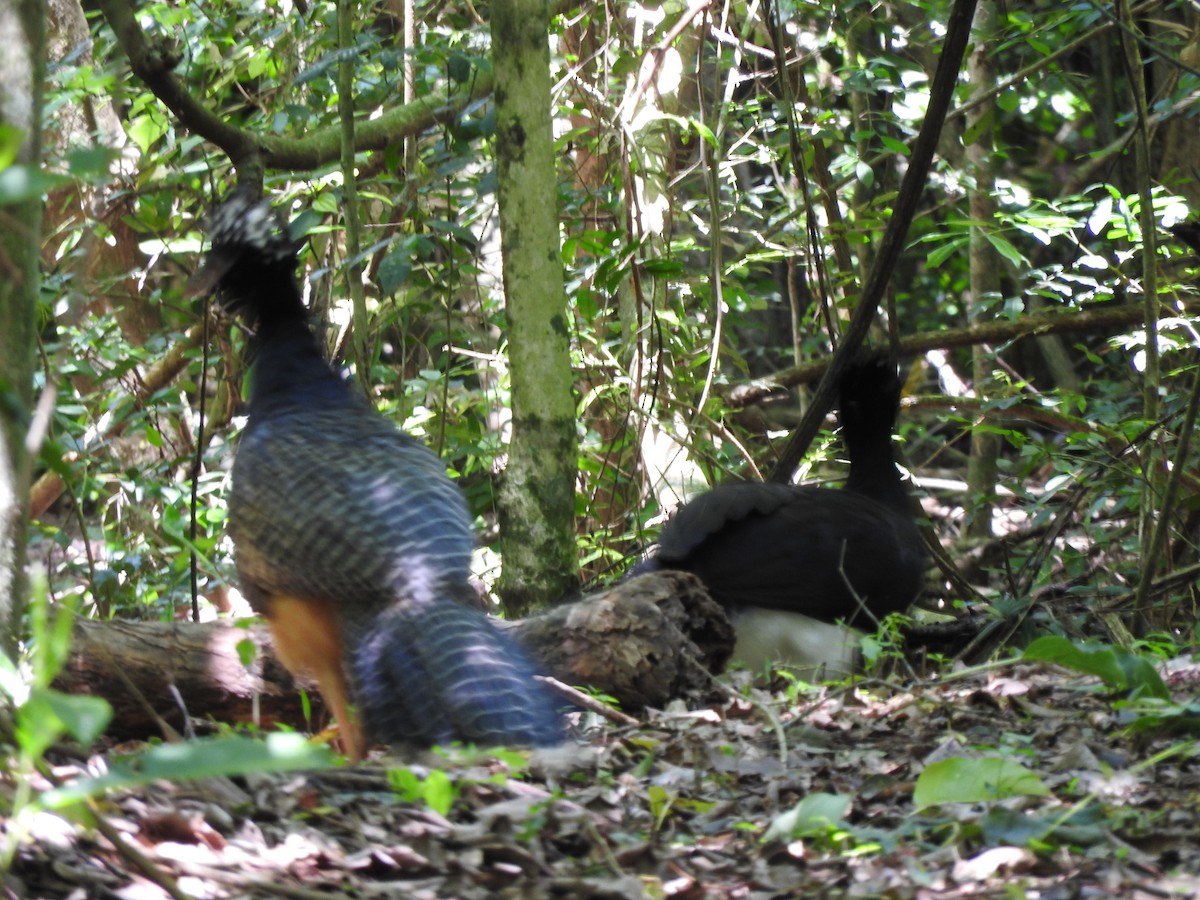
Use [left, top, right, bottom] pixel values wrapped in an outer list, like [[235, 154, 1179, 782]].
[[913, 757, 1049, 809]]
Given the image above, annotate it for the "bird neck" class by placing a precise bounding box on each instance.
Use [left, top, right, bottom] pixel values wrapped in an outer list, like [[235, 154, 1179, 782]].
[[843, 426, 909, 512], [247, 305, 356, 416]]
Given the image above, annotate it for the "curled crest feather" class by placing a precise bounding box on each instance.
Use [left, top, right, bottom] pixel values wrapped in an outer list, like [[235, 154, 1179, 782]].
[[187, 187, 304, 314]]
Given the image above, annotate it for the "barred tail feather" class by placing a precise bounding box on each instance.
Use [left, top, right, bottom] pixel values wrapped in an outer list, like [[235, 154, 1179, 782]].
[[352, 603, 563, 748]]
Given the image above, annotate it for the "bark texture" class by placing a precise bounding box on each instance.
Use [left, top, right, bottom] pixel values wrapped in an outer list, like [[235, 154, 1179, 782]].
[[491, 0, 579, 614], [0, 0, 44, 659], [52, 572, 733, 740]]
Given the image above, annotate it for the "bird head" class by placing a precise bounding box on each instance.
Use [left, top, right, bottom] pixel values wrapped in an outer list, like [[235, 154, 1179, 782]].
[[186, 187, 307, 321], [838, 351, 902, 436]]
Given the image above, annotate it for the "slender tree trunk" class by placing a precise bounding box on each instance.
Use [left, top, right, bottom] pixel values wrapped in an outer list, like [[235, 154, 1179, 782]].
[[965, 0, 1000, 540], [491, 0, 579, 614], [0, 0, 44, 660], [1120, 0, 1164, 630]]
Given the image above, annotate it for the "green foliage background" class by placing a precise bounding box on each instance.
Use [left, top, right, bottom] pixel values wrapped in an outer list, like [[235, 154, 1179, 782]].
[[25, 0, 1200, 651]]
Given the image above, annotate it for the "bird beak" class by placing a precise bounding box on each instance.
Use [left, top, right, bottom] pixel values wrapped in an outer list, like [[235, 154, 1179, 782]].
[[185, 250, 238, 299]]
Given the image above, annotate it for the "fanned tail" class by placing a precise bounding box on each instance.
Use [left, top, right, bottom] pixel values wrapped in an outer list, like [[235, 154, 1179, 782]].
[[352, 602, 563, 748]]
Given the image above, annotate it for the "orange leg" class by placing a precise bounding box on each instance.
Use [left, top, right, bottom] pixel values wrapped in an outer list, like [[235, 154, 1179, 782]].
[[262, 594, 364, 763]]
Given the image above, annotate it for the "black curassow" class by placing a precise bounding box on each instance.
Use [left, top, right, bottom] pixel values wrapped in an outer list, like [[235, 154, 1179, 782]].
[[192, 187, 562, 759], [633, 353, 926, 676]]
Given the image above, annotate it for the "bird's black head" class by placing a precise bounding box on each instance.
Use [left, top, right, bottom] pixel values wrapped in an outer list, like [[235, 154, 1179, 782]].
[[188, 187, 306, 324], [838, 351, 902, 436], [838, 350, 910, 509]]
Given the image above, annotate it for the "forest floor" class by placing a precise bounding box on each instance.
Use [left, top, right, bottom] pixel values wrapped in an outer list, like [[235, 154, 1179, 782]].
[[5, 657, 1200, 899]]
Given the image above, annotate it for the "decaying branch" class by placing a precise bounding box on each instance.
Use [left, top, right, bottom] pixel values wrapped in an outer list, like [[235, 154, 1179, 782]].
[[53, 571, 732, 742]]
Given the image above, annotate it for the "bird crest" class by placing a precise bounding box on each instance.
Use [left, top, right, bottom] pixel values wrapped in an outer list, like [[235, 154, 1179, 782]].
[[187, 187, 303, 301], [204, 187, 298, 263]]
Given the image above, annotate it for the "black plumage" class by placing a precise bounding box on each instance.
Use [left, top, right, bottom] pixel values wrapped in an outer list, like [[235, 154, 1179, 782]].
[[193, 187, 561, 757], [635, 353, 925, 672]]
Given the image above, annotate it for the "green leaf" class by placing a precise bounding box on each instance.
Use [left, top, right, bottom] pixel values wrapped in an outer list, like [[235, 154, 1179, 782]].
[[984, 232, 1027, 266], [926, 236, 968, 268], [0, 650, 21, 703], [385, 765, 459, 815], [38, 689, 112, 745], [981, 803, 1107, 848], [913, 756, 1049, 809], [127, 113, 165, 155], [0, 123, 21, 168], [420, 769, 458, 816], [427, 218, 479, 247], [28, 586, 76, 686], [387, 767, 423, 802], [65, 147, 119, 180], [641, 257, 684, 276], [378, 248, 413, 294], [0, 164, 62, 203], [962, 108, 993, 144], [762, 792, 852, 841], [16, 694, 69, 759], [246, 49, 271, 80], [1087, 196, 1113, 235], [311, 193, 340, 215], [287, 208, 323, 242], [688, 119, 717, 147], [39, 734, 332, 809], [1022, 636, 1170, 700], [447, 53, 472, 84], [235, 638, 258, 668], [648, 784, 673, 827]]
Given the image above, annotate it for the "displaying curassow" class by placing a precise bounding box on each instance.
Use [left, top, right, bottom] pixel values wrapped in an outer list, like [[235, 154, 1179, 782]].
[[191, 187, 562, 759], [633, 353, 926, 676]]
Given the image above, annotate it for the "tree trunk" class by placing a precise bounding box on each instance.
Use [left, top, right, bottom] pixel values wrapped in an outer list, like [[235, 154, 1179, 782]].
[[52, 572, 732, 741], [0, 0, 45, 660], [964, 0, 1000, 540], [490, 0, 579, 615]]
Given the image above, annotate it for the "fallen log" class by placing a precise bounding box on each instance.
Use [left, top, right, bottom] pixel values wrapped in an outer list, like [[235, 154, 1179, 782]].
[[507, 570, 733, 709], [53, 571, 732, 742]]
